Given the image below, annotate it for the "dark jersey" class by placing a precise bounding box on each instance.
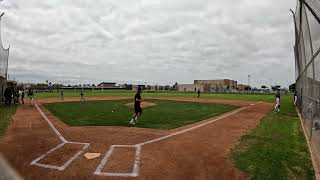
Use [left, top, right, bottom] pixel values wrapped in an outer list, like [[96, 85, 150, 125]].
[[134, 93, 141, 106]]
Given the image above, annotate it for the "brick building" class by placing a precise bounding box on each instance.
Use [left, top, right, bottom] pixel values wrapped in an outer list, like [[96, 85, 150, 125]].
[[194, 79, 238, 92], [176, 84, 204, 92]]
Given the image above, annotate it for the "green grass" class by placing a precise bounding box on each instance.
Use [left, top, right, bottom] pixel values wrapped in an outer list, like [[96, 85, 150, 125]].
[[43, 99, 237, 129], [0, 104, 17, 136], [35, 90, 276, 103], [230, 95, 315, 180]]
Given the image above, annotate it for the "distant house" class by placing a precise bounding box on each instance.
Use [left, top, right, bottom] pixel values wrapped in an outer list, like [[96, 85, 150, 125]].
[[97, 82, 117, 88], [237, 84, 250, 91]]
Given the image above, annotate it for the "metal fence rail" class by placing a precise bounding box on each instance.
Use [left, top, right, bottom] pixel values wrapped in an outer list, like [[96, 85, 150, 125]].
[[294, 0, 320, 169]]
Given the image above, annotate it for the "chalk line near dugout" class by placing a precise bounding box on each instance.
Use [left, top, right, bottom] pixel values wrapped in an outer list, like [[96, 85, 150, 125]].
[[30, 101, 90, 171], [95, 101, 262, 177]]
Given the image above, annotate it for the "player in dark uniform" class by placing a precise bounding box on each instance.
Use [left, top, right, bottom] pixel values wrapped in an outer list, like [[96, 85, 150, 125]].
[[130, 88, 142, 125], [21, 90, 25, 104], [60, 89, 64, 100], [197, 89, 201, 98], [27, 89, 34, 105]]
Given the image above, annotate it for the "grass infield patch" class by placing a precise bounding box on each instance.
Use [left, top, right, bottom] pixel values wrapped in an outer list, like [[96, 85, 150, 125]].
[[43, 99, 237, 129]]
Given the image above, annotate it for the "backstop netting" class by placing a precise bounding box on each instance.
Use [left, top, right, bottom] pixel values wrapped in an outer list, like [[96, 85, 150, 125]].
[[0, 13, 9, 102], [294, 0, 320, 166]]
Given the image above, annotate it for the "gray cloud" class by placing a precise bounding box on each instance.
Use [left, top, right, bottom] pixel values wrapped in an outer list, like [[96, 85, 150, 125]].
[[0, 0, 296, 88]]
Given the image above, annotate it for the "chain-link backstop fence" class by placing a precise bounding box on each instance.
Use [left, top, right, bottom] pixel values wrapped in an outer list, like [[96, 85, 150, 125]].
[[0, 13, 9, 102], [294, 0, 320, 167]]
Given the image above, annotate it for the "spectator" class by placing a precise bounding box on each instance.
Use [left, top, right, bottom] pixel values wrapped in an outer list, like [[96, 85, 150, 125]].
[[4, 87, 12, 105]]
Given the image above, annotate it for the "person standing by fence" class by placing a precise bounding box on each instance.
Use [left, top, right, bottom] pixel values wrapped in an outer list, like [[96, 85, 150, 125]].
[[4, 87, 11, 105], [28, 89, 34, 105], [293, 92, 298, 106], [21, 90, 24, 104]]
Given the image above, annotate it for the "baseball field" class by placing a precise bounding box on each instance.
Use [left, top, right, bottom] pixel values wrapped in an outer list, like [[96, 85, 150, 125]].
[[0, 91, 315, 179]]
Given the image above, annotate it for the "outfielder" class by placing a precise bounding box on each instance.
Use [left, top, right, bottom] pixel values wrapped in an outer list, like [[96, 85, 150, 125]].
[[80, 89, 85, 102], [275, 93, 281, 112]]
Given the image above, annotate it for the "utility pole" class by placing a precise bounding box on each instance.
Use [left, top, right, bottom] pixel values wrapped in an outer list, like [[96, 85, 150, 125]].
[[248, 75, 251, 88]]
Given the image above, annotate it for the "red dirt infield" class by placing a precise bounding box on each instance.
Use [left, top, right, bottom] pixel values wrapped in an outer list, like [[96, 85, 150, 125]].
[[0, 97, 272, 180]]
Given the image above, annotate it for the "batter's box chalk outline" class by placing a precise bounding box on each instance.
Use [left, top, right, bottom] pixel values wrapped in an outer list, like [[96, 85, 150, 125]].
[[94, 145, 142, 177], [30, 101, 90, 171], [30, 142, 90, 171]]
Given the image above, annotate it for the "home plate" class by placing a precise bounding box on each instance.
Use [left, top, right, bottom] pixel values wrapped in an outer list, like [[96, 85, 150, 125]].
[[84, 153, 101, 160]]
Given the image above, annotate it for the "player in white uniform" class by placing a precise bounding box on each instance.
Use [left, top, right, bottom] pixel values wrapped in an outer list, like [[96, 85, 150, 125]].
[[293, 92, 298, 106], [275, 93, 280, 112]]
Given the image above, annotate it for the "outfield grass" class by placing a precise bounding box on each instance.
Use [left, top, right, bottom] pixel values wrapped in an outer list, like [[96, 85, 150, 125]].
[[230, 95, 315, 179], [0, 104, 17, 136], [43, 99, 237, 129], [35, 90, 276, 103]]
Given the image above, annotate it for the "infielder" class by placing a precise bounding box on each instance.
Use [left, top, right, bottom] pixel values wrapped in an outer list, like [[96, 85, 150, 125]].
[[130, 88, 143, 125]]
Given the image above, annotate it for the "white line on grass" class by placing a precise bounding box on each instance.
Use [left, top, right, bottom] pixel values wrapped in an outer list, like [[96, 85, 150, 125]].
[[95, 101, 263, 177]]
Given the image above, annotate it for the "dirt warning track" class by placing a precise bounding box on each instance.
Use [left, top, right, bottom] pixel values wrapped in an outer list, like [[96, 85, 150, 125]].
[[0, 97, 272, 180]]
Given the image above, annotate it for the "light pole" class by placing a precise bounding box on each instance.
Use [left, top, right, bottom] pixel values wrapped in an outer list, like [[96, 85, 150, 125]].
[[248, 75, 251, 89]]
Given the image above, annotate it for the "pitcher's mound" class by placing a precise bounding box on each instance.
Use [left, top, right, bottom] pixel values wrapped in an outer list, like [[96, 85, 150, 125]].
[[125, 101, 157, 109]]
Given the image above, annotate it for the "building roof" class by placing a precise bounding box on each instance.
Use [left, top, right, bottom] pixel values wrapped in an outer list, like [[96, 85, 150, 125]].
[[99, 82, 116, 84]]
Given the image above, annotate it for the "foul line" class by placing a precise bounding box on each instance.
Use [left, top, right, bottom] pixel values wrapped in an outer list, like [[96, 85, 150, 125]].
[[136, 104, 256, 146], [30, 101, 90, 171], [95, 101, 262, 177], [34, 101, 67, 143]]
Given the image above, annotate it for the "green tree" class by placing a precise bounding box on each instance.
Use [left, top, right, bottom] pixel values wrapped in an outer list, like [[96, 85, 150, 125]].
[[289, 83, 296, 92]]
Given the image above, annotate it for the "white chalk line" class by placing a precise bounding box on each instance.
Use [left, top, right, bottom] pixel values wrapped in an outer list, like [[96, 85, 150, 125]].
[[34, 102, 67, 143], [94, 145, 141, 177], [30, 101, 90, 171], [95, 101, 263, 177]]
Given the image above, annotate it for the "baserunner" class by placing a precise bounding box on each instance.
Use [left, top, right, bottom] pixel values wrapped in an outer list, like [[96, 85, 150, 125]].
[[130, 88, 143, 125]]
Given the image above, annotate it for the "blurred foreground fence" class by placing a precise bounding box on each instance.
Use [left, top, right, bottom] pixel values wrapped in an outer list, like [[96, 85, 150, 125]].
[[293, 0, 320, 168], [0, 13, 9, 102]]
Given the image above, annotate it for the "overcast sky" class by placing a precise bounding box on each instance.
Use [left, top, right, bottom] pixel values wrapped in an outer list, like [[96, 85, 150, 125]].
[[0, 0, 296, 87]]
